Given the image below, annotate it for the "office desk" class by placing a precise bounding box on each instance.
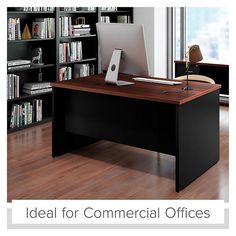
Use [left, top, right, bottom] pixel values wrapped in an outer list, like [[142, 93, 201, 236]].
[[51, 73, 221, 192]]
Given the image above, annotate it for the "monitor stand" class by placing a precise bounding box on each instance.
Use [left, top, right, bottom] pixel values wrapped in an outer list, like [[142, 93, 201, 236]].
[[105, 49, 135, 86]]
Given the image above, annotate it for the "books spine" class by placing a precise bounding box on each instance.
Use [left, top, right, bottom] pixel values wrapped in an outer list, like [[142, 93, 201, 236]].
[[33, 18, 55, 39], [59, 41, 83, 63], [8, 99, 43, 129], [7, 18, 21, 40], [7, 74, 20, 100], [59, 67, 72, 81]]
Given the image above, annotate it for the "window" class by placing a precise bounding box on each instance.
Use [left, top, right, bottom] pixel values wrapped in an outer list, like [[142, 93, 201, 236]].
[[175, 7, 229, 63]]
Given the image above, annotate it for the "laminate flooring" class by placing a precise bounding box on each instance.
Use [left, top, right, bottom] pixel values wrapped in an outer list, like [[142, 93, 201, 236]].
[[7, 106, 229, 201]]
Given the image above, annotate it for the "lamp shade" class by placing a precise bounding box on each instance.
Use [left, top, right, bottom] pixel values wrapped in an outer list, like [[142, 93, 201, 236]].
[[189, 45, 203, 63]]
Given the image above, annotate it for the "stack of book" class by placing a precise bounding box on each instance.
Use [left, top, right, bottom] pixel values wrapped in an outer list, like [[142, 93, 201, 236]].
[[9, 99, 43, 129], [74, 64, 95, 78], [23, 82, 52, 95], [8, 18, 21, 40], [7, 74, 20, 100], [72, 24, 91, 36], [32, 18, 55, 39], [59, 41, 83, 63], [7, 59, 31, 70], [101, 16, 110, 23]]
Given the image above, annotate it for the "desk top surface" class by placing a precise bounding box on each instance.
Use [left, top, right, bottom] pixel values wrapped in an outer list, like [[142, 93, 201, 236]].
[[51, 73, 221, 105]]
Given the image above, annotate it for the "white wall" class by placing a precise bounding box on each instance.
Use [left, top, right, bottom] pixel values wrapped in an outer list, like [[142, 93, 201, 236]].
[[154, 8, 168, 78], [134, 7, 168, 77], [134, 7, 155, 76]]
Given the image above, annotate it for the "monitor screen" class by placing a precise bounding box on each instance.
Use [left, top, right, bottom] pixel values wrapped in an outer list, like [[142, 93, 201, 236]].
[[96, 23, 150, 77]]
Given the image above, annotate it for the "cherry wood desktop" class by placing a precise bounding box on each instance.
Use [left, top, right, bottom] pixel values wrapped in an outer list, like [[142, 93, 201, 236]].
[[51, 73, 221, 192]]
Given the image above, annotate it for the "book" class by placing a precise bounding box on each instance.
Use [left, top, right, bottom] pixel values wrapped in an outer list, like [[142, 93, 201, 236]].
[[35, 18, 55, 38], [23, 82, 51, 90], [72, 28, 91, 36], [32, 21, 46, 39], [8, 64, 31, 70], [7, 74, 20, 99], [8, 18, 21, 40], [9, 99, 43, 128], [101, 16, 110, 23], [22, 7, 55, 12], [59, 67, 72, 81], [23, 87, 52, 95], [101, 7, 117, 11], [59, 17, 91, 37], [76, 7, 96, 11], [60, 16, 71, 37], [59, 41, 82, 63], [72, 24, 90, 29], [7, 59, 31, 67]]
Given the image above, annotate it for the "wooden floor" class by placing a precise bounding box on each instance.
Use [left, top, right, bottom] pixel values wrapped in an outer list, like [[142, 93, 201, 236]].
[[7, 106, 229, 201]]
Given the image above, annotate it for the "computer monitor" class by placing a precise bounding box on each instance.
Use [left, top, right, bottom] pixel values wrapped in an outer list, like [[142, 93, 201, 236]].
[[96, 23, 150, 86]]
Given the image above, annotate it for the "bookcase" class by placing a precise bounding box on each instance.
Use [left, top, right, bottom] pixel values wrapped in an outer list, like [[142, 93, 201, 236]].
[[7, 7, 133, 133], [57, 7, 99, 81], [100, 7, 133, 23], [7, 8, 56, 133]]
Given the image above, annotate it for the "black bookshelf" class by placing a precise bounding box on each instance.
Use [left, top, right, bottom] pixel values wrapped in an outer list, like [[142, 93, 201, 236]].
[[7, 7, 56, 133], [7, 7, 133, 133], [100, 7, 133, 23], [56, 8, 99, 81]]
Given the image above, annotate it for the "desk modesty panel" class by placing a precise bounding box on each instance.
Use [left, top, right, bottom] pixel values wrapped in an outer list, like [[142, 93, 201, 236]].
[[51, 73, 221, 192]]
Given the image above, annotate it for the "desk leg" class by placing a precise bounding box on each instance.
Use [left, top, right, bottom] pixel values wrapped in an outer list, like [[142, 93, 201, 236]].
[[52, 88, 97, 157], [176, 91, 220, 191]]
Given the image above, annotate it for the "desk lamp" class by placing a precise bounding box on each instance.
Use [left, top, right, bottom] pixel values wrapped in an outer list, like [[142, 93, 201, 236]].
[[184, 44, 203, 90]]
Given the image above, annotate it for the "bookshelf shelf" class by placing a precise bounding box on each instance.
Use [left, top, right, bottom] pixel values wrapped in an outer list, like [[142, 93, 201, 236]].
[[8, 11, 55, 14], [8, 38, 55, 43], [60, 34, 96, 40], [7, 91, 52, 103], [100, 10, 131, 14], [7, 117, 52, 134], [59, 58, 97, 66], [60, 11, 97, 14], [7, 64, 55, 72]]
